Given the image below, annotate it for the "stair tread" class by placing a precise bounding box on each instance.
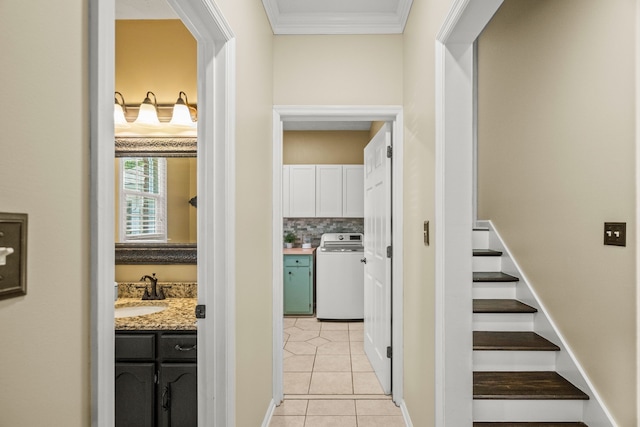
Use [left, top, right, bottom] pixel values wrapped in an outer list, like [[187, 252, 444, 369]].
[[474, 272, 519, 282], [473, 249, 503, 257], [474, 299, 537, 313], [474, 371, 589, 400], [473, 331, 559, 351], [474, 423, 588, 426]]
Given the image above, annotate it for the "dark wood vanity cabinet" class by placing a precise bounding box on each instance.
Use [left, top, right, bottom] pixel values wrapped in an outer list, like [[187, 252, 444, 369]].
[[115, 331, 197, 427]]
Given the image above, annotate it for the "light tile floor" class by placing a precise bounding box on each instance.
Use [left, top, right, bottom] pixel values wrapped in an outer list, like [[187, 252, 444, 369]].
[[270, 317, 404, 426]]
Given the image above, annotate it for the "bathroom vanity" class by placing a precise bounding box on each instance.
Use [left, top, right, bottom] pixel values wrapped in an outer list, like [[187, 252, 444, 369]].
[[115, 293, 197, 427]]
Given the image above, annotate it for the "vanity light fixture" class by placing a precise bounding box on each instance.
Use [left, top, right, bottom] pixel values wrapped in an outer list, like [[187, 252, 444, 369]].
[[169, 91, 197, 127], [133, 91, 161, 127], [114, 92, 130, 128]]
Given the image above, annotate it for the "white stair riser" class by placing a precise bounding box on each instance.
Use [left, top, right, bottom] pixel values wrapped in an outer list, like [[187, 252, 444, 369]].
[[473, 256, 502, 272], [473, 313, 534, 331], [473, 399, 585, 422], [472, 283, 517, 299], [473, 229, 489, 249], [473, 351, 557, 371]]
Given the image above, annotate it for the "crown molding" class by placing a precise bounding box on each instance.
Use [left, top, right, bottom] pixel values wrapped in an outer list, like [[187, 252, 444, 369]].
[[262, 0, 413, 35]]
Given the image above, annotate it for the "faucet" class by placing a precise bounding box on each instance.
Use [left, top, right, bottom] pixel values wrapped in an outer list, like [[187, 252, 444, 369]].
[[140, 273, 165, 300]]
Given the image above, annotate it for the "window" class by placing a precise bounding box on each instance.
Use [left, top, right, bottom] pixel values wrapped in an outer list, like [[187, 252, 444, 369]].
[[119, 157, 167, 242]]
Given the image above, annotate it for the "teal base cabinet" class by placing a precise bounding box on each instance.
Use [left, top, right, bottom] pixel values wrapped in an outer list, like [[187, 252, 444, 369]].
[[284, 254, 314, 315]]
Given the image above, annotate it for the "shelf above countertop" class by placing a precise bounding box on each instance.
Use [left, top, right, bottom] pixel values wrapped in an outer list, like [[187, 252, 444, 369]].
[[283, 247, 317, 255], [115, 298, 197, 331]]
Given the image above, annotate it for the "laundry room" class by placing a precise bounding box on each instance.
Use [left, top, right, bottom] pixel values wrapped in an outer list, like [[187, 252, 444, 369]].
[[280, 121, 394, 401]]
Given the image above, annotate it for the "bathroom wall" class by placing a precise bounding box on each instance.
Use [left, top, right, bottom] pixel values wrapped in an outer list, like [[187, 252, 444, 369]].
[[115, 20, 198, 284], [115, 19, 197, 105]]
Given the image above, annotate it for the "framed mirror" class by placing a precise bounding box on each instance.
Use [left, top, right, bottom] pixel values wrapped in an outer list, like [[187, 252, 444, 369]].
[[115, 136, 197, 264]]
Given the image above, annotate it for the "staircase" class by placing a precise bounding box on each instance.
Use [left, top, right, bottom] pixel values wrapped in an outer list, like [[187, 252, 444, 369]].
[[471, 224, 609, 426]]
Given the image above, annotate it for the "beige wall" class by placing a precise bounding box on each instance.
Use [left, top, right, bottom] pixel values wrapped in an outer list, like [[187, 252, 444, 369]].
[[116, 20, 197, 105], [213, 1, 275, 425], [401, 0, 452, 424], [274, 35, 403, 105], [283, 131, 369, 164], [478, 0, 637, 425], [0, 1, 89, 426]]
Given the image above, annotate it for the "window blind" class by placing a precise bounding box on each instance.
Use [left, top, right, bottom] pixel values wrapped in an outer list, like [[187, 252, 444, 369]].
[[120, 157, 167, 242]]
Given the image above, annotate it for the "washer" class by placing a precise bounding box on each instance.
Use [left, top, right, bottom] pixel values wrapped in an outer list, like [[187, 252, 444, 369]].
[[316, 233, 364, 320]]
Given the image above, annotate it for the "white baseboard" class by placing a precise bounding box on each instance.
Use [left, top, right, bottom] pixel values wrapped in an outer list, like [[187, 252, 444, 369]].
[[261, 399, 277, 427]]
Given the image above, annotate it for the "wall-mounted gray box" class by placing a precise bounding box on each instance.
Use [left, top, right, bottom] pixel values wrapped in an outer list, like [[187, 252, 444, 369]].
[[0, 213, 28, 300]]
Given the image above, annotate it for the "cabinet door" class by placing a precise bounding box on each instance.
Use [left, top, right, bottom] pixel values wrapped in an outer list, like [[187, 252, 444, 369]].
[[158, 363, 197, 427], [316, 165, 343, 217], [284, 264, 312, 315], [342, 165, 364, 217], [282, 165, 290, 217], [115, 363, 156, 427], [289, 165, 316, 217]]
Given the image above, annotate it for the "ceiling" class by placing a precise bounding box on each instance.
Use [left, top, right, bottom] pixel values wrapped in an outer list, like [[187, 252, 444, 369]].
[[116, 0, 413, 34], [116, 0, 404, 131]]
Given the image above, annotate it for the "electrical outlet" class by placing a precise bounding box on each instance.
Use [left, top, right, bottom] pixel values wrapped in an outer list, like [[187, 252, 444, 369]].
[[604, 222, 626, 247]]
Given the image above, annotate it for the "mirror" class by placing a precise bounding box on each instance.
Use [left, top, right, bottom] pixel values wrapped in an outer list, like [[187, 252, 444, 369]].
[[115, 136, 197, 264]]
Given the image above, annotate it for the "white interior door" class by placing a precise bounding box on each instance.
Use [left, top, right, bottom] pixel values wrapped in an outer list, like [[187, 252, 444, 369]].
[[363, 123, 392, 394]]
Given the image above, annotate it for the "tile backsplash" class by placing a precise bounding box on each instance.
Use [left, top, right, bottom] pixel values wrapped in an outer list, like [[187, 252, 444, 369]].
[[284, 217, 364, 247]]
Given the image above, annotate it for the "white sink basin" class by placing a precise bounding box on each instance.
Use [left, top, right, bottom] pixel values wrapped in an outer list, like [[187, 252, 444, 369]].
[[115, 305, 167, 318]]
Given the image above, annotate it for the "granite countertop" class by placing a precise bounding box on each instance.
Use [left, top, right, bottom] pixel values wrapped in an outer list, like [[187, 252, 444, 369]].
[[283, 247, 317, 255], [115, 298, 197, 331]]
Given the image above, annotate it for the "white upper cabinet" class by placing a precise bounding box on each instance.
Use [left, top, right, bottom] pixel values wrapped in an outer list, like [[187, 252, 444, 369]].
[[282, 166, 291, 217], [288, 165, 316, 217], [315, 165, 343, 217], [283, 164, 364, 218], [342, 165, 364, 217]]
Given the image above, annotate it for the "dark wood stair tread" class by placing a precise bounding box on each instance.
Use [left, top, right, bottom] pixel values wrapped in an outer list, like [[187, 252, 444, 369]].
[[474, 331, 559, 351], [474, 299, 537, 314], [474, 272, 519, 282], [473, 249, 503, 257], [474, 423, 588, 426], [474, 371, 589, 400]]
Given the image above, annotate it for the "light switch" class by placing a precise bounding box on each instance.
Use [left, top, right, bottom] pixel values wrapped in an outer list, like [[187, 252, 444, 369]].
[[0, 213, 27, 300]]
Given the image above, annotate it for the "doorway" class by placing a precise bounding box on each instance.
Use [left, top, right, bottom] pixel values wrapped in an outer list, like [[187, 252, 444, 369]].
[[90, 0, 236, 426], [270, 106, 404, 413]]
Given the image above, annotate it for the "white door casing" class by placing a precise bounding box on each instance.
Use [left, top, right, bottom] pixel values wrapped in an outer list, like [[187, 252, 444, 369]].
[[435, 0, 504, 425], [271, 106, 404, 411], [89, 1, 236, 426], [363, 123, 392, 394]]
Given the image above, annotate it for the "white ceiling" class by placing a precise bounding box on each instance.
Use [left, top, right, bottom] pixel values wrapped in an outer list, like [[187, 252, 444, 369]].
[[116, 0, 178, 19], [262, 0, 413, 34], [116, 0, 413, 34]]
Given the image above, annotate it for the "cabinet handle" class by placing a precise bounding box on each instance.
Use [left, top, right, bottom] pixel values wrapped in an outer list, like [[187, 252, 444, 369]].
[[174, 344, 197, 352], [161, 385, 171, 411], [360, 258, 367, 264]]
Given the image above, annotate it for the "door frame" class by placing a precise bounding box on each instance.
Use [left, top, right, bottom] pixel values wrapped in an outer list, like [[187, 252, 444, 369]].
[[271, 105, 404, 406], [89, 1, 236, 426], [434, 0, 503, 424]]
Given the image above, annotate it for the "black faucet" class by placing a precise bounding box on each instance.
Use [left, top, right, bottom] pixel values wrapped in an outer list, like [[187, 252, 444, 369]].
[[140, 273, 165, 300]]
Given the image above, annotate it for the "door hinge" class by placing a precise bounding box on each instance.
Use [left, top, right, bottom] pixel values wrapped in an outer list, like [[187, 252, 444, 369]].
[[386, 346, 392, 359], [387, 146, 392, 158], [195, 304, 206, 319], [386, 246, 392, 258]]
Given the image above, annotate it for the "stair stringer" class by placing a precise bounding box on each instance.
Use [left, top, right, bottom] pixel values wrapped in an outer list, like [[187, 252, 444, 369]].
[[477, 220, 618, 427]]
